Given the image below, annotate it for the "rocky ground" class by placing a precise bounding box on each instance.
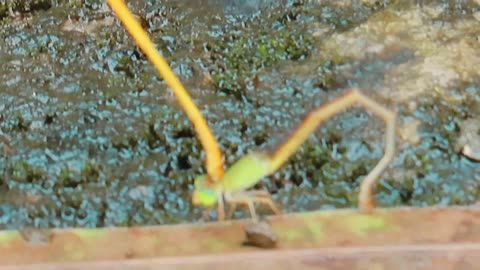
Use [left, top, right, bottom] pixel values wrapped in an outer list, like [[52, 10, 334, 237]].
[[0, 0, 479, 229]]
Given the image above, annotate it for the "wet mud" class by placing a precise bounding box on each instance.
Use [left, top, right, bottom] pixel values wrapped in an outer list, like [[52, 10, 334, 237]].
[[0, 0, 479, 228]]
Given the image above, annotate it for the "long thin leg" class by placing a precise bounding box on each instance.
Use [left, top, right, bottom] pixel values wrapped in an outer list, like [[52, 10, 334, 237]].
[[226, 191, 272, 219], [107, 0, 225, 182], [358, 108, 396, 213], [266, 88, 396, 213], [225, 190, 281, 220], [224, 191, 238, 219], [217, 192, 225, 221], [226, 203, 238, 219], [247, 201, 257, 220], [241, 190, 282, 215]]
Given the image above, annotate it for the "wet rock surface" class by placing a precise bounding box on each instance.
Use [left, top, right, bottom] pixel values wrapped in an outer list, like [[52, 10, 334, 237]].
[[0, 0, 479, 228], [457, 117, 480, 161]]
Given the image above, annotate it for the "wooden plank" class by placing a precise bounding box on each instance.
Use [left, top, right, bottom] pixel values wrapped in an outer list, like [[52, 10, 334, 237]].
[[2, 244, 480, 270], [0, 206, 479, 269]]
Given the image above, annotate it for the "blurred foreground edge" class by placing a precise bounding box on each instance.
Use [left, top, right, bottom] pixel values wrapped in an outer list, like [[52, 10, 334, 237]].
[[0, 206, 479, 270]]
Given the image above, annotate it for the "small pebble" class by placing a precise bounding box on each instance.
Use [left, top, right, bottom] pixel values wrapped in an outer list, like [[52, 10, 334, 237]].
[[20, 228, 53, 245], [457, 119, 480, 162], [243, 220, 278, 249]]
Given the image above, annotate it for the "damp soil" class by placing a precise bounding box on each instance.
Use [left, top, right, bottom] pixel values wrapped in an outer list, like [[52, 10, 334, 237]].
[[0, 0, 479, 229]]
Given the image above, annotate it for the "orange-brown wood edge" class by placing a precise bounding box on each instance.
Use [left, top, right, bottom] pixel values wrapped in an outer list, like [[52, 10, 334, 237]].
[[0, 206, 479, 270]]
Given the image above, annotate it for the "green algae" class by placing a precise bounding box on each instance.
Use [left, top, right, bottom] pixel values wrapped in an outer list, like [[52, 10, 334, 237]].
[[346, 214, 387, 237], [0, 0, 478, 229], [273, 223, 306, 242], [71, 228, 108, 239], [0, 231, 20, 246]]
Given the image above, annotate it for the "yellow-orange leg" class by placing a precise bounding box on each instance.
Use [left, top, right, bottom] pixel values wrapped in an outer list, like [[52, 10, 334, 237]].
[[349, 91, 396, 213], [217, 191, 226, 221], [267, 88, 396, 213], [225, 190, 282, 220], [107, 0, 226, 183]]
